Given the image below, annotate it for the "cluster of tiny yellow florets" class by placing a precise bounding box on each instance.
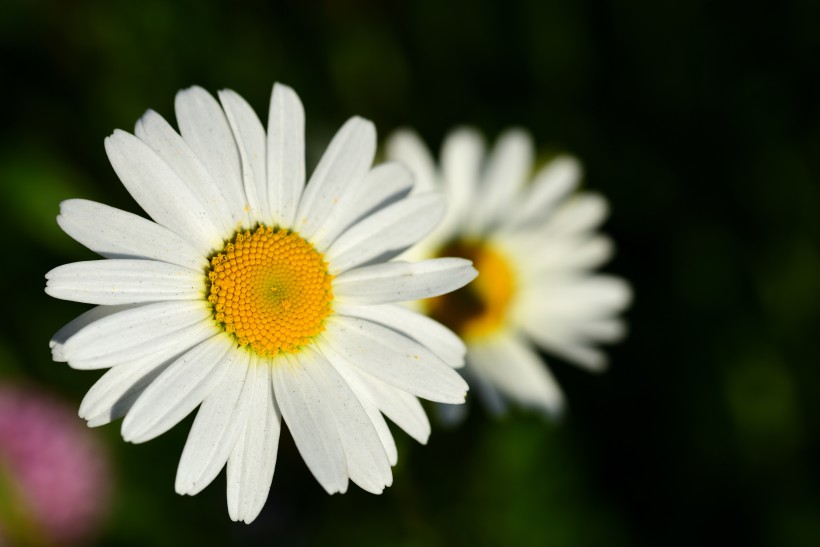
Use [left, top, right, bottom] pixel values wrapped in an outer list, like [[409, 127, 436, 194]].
[[207, 226, 333, 357]]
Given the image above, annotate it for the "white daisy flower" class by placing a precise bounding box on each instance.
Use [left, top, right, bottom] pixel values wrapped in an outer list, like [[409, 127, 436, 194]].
[[45, 84, 476, 523], [386, 127, 631, 419]]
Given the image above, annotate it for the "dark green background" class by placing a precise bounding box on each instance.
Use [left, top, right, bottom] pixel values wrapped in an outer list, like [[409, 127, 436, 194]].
[[1, 0, 819, 545]]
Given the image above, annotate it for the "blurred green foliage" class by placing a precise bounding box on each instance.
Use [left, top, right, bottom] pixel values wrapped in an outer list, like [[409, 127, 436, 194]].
[[1, 0, 819, 546]]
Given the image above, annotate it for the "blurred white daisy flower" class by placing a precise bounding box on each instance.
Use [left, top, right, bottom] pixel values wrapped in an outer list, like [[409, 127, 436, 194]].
[[45, 84, 476, 523], [386, 127, 631, 419]]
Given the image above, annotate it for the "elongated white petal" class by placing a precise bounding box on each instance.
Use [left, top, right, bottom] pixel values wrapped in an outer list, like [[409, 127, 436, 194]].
[[520, 275, 633, 321], [322, 317, 468, 403], [567, 237, 614, 271], [176, 350, 252, 496], [175, 86, 249, 227], [334, 302, 466, 368], [350, 369, 430, 444], [326, 193, 446, 274], [523, 236, 614, 274], [58, 199, 207, 271], [220, 89, 270, 222], [226, 424, 247, 521], [227, 362, 280, 523], [324, 353, 398, 465], [271, 353, 347, 495], [121, 334, 233, 443], [468, 336, 564, 416], [57, 301, 212, 369], [506, 155, 581, 230], [520, 320, 610, 372], [50, 304, 137, 362], [79, 348, 183, 427], [334, 258, 476, 305], [466, 128, 532, 235], [503, 233, 615, 280], [544, 193, 608, 235], [294, 117, 375, 245], [574, 319, 628, 343], [45, 259, 204, 305], [544, 342, 608, 372], [340, 163, 413, 231], [104, 130, 222, 252], [267, 83, 305, 227], [300, 348, 391, 494], [385, 129, 438, 195], [134, 110, 235, 237], [436, 127, 485, 241]]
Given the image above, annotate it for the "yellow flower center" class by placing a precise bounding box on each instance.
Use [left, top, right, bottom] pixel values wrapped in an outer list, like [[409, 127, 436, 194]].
[[426, 240, 516, 341], [207, 226, 333, 357]]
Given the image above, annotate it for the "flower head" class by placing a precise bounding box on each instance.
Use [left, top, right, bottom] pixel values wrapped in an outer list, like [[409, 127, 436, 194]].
[[386, 127, 631, 418], [0, 385, 111, 545], [46, 84, 476, 523]]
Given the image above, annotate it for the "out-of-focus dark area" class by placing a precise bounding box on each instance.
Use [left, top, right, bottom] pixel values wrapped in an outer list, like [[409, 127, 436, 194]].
[[1, 0, 818, 545]]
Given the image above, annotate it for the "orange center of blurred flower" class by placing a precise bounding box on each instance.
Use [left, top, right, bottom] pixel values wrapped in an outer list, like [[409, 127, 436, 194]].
[[426, 240, 516, 341], [207, 226, 333, 357]]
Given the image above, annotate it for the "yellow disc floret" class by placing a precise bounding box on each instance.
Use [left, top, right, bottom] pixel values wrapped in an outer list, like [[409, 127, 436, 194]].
[[207, 226, 333, 357], [426, 240, 516, 341]]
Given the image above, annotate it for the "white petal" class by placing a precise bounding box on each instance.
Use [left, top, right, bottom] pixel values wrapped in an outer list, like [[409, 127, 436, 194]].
[[326, 193, 446, 274], [121, 334, 233, 443], [338, 162, 413, 232], [468, 335, 564, 416], [544, 193, 609, 235], [350, 369, 430, 444], [219, 89, 270, 222], [334, 302, 466, 368], [294, 117, 375, 246], [538, 236, 614, 273], [271, 353, 347, 495], [324, 353, 398, 465], [50, 304, 137, 361], [569, 237, 615, 270], [57, 301, 213, 369], [529, 334, 609, 372], [79, 347, 183, 427], [574, 319, 628, 343], [466, 128, 532, 235], [516, 323, 622, 371], [267, 83, 306, 227], [334, 258, 477, 305], [520, 275, 633, 321], [45, 259, 205, 305], [322, 317, 468, 403], [227, 361, 281, 523], [300, 348, 391, 494], [505, 234, 614, 276], [104, 130, 222, 252], [561, 345, 608, 371], [384, 129, 438, 195], [506, 155, 582, 229], [176, 350, 253, 496], [436, 127, 485, 241], [58, 199, 207, 272], [175, 86, 249, 228], [134, 110, 235, 236]]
